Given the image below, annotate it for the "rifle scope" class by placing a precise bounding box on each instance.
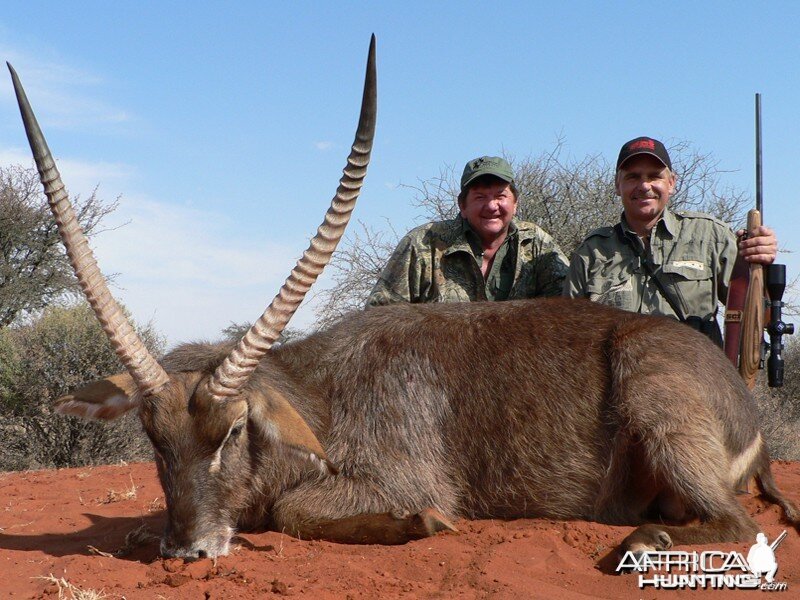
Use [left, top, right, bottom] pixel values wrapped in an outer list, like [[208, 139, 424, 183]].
[[766, 264, 795, 387]]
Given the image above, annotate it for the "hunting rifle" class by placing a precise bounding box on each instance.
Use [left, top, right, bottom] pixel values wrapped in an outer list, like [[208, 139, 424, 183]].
[[724, 94, 794, 388]]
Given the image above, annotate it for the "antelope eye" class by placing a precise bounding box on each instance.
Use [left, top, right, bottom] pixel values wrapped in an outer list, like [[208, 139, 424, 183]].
[[229, 423, 244, 439]]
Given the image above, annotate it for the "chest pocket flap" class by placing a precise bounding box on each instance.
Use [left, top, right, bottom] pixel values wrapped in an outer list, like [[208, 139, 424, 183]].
[[584, 268, 633, 296], [663, 259, 710, 281]]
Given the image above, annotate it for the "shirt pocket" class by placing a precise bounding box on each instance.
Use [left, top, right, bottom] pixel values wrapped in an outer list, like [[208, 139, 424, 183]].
[[662, 259, 710, 280], [662, 258, 714, 317], [436, 255, 479, 302], [585, 271, 635, 311]]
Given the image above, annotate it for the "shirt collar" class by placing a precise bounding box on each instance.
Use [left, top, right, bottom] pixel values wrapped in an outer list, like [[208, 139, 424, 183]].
[[660, 207, 679, 237], [459, 215, 518, 251], [620, 207, 678, 239]]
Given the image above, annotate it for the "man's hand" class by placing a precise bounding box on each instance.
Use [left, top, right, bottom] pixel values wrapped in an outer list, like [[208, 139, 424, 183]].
[[736, 225, 777, 265]]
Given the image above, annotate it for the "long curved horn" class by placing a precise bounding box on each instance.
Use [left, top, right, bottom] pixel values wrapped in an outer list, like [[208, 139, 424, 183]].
[[7, 63, 170, 397], [208, 35, 377, 399]]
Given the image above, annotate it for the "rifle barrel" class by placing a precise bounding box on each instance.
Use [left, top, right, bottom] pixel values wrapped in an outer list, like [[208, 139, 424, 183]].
[[756, 93, 763, 217]]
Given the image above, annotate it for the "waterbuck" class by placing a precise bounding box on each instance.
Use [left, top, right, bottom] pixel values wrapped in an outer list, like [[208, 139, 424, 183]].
[[8, 38, 798, 561]]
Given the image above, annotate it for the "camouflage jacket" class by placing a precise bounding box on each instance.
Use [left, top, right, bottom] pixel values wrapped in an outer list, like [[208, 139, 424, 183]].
[[366, 216, 569, 306], [564, 208, 738, 320]]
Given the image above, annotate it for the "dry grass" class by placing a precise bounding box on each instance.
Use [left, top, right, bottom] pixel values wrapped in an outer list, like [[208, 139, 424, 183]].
[[754, 342, 800, 461], [147, 496, 165, 512], [101, 475, 137, 504], [34, 574, 108, 600]]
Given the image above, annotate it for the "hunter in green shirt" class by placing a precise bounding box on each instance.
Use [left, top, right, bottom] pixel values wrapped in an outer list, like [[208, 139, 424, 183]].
[[565, 136, 778, 327]]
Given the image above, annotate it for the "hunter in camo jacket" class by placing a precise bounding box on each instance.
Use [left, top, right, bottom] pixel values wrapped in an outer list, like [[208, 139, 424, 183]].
[[366, 156, 569, 306]]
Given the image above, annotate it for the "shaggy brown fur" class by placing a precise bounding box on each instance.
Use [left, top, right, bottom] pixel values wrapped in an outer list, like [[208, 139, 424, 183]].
[[60, 297, 799, 558]]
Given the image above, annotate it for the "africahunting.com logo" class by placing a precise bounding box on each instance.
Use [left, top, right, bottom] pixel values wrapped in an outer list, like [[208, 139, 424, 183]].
[[616, 531, 788, 591]]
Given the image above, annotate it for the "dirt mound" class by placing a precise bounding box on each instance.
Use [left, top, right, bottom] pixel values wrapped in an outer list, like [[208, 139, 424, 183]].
[[2, 462, 799, 599]]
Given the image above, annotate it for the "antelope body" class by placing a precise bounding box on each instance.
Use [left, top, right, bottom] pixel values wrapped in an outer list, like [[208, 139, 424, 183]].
[[8, 39, 798, 560]]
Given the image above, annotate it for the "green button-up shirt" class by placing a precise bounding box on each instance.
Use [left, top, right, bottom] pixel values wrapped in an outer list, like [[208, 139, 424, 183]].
[[366, 216, 569, 306], [564, 208, 738, 320], [461, 218, 517, 301]]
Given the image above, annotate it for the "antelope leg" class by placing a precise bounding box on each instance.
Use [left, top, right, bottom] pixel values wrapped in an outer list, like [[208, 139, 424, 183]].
[[282, 507, 457, 545]]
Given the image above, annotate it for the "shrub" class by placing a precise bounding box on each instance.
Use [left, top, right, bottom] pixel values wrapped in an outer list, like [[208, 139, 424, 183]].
[[754, 339, 800, 461], [0, 164, 116, 327], [0, 302, 164, 471]]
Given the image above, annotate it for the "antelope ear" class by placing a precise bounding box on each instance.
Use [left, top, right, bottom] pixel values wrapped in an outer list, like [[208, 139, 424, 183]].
[[251, 386, 338, 475], [55, 373, 140, 420]]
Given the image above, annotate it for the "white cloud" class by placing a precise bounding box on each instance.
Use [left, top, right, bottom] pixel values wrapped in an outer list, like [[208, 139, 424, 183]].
[[0, 45, 133, 130], [0, 145, 134, 199], [0, 147, 31, 167], [0, 144, 319, 345], [57, 157, 134, 194], [0, 43, 326, 346], [90, 194, 314, 345]]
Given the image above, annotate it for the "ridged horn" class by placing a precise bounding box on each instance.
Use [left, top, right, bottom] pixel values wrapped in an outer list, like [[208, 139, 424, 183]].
[[207, 35, 377, 399], [7, 63, 170, 397]]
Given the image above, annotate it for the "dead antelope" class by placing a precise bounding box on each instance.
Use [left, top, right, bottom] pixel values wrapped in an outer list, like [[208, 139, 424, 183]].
[[8, 38, 799, 561]]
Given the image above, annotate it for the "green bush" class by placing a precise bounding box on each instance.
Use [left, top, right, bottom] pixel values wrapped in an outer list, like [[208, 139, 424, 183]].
[[0, 302, 164, 471]]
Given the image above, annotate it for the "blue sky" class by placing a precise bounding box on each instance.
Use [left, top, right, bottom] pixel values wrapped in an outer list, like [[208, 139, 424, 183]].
[[1, 2, 797, 344]]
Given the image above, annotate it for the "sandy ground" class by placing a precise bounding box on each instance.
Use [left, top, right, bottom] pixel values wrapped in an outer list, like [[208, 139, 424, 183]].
[[1, 461, 799, 599]]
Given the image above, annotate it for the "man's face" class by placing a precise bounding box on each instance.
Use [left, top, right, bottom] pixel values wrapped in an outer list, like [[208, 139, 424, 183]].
[[615, 154, 676, 225], [459, 181, 517, 243]]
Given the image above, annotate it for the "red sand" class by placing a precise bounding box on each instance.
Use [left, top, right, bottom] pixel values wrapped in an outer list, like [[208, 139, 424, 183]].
[[1, 461, 798, 599]]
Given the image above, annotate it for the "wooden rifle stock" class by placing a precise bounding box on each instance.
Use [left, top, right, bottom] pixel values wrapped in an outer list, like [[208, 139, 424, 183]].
[[738, 209, 765, 389], [723, 256, 749, 366]]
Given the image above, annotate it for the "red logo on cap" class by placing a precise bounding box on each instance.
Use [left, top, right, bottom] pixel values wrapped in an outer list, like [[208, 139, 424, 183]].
[[629, 139, 656, 151]]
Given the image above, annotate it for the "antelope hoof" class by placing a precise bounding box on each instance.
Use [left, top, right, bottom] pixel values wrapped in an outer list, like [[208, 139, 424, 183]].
[[408, 507, 458, 539], [621, 524, 673, 556]]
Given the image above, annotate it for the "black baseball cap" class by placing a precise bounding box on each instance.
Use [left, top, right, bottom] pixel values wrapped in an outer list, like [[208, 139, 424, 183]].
[[616, 137, 672, 171]]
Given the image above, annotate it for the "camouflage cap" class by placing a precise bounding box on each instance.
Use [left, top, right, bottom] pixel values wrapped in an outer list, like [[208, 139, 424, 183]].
[[460, 156, 514, 191]]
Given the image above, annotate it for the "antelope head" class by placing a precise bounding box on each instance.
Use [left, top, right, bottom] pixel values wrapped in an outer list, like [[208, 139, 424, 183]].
[[7, 35, 376, 558]]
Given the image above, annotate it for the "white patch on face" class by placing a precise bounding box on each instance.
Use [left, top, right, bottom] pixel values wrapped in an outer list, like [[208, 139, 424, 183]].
[[209, 445, 224, 473], [160, 524, 234, 559], [219, 533, 232, 556], [209, 418, 246, 474], [729, 433, 762, 487]]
